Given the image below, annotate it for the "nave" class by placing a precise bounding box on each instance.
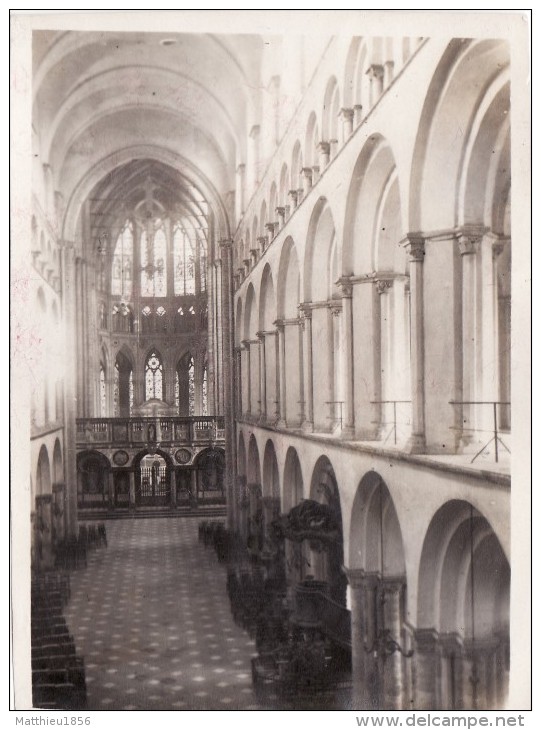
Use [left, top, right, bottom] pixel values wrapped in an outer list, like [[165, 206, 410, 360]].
[[63, 517, 261, 711]]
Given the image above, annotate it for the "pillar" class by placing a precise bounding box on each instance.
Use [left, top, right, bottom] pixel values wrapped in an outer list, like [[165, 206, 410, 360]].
[[288, 189, 298, 211], [257, 235, 268, 254], [275, 207, 285, 231], [402, 236, 427, 452], [276, 321, 287, 428], [353, 104, 363, 127], [170, 468, 177, 509], [128, 470, 136, 512], [301, 167, 313, 196], [317, 141, 330, 170], [458, 227, 484, 447], [219, 238, 236, 532], [214, 258, 223, 415], [60, 241, 78, 538], [265, 222, 276, 241], [257, 331, 266, 421], [236, 163, 246, 219], [384, 60, 394, 88], [108, 471, 115, 510], [345, 569, 368, 709], [419, 230, 463, 453], [383, 578, 405, 710], [368, 64, 384, 106], [351, 276, 381, 440], [300, 305, 313, 431], [413, 629, 441, 710], [340, 278, 355, 437], [241, 340, 251, 415], [297, 315, 305, 425]]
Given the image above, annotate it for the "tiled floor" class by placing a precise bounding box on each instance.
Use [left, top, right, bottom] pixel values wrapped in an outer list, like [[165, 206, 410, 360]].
[[64, 518, 263, 710]]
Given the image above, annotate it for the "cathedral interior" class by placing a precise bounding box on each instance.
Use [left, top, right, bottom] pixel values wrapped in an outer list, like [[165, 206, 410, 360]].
[[15, 17, 519, 712]]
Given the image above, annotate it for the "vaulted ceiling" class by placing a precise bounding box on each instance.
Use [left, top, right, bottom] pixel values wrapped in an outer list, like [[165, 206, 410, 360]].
[[33, 30, 264, 244]]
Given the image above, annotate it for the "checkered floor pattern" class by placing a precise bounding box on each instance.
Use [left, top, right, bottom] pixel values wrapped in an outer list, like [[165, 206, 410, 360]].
[[64, 518, 262, 710]]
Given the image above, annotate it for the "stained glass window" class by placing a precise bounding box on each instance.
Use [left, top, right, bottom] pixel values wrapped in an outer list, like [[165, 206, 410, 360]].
[[141, 221, 167, 297], [202, 364, 208, 415], [100, 366, 106, 416], [173, 225, 196, 296], [111, 221, 133, 298], [188, 356, 195, 416], [145, 351, 163, 401]]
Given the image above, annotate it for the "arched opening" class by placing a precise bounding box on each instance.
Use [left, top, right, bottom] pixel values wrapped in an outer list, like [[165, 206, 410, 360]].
[[77, 450, 110, 508], [417, 500, 510, 710], [247, 434, 263, 556], [133, 448, 173, 507], [144, 349, 164, 402], [175, 352, 194, 416], [192, 447, 225, 503], [277, 237, 302, 426], [349, 471, 410, 710], [114, 349, 134, 416], [258, 264, 277, 422]]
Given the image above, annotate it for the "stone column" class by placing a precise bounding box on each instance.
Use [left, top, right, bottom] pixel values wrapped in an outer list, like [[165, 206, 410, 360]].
[[265, 222, 276, 241], [236, 163, 246, 219], [368, 64, 384, 106], [243, 258, 251, 276], [318, 141, 330, 170], [288, 189, 298, 211], [297, 317, 305, 425], [60, 241, 78, 538], [214, 258, 223, 415], [413, 629, 441, 710], [250, 248, 259, 267], [241, 340, 251, 415], [170, 468, 177, 509], [108, 471, 115, 510], [301, 167, 313, 196], [128, 471, 136, 512], [275, 320, 287, 428], [257, 236, 268, 255], [219, 238, 236, 532], [384, 60, 394, 88], [256, 331, 266, 421], [273, 328, 280, 422], [353, 104, 363, 127], [458, 227, 484, 447], [383, 578, 405, 710], [311, 165, 320, 184], [362, 572, 381, 709], [275, 207, 285, 231], [339, 278, 355, 437], [300, 305, 313, 431], [345, 569, 368, 708], [402, 236, 426, 452]]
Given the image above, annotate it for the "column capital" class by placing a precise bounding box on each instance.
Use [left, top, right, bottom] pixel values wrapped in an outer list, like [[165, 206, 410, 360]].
[[298, 302, 313, 319], [340, 107, 354, 121], [401, 234, 426, 262], [219, 238, 233, 249], [343, 567, 365, 588], [329, 300, 342, 316], [265, 222, 276, 237], [376, 278, 394, 295], [275, 206, 285, 217], [301, 167, 313, 179], [273, 318, 285, 331], [338, 277, 354, 297], [367, 63, 384, 79], [236, 163, 246, 174], [457, 225, 486, 256], [257, 235, 268, 251], [317, 140, 330, 154], [240, 339, 251, 349]]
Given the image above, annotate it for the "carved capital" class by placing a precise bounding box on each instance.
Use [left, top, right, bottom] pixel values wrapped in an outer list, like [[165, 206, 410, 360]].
[[257, 235, 268, 252], [376, 278, 393, 295], [340, 107, 354, 122], [367, 63, 384, 79], [338, 277, 353, 298], [403, 235, 425, 262], [317, 141, 330, 155], [219, 238, 233, 250]]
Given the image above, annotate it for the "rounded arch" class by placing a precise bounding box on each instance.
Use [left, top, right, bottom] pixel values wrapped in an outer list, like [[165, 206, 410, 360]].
[[290, 139, 303, 191], [237, 431, 247, 477], [282, 446, 304, 512], [243, 282, 257, 340], [409, 39, 510, 232], [36, 445, 51, 496], [304, 111, 319, 168], [258, 263, 276, 331], [247, 433, 261, 487], [417, 500, 510, 637], [344, 37, 362, 108], [343, 134, 404, 275], [132, 447, 174, 470], [322, 76, 340, 149], [349, 470, 406, 576], [277, 236, 300, 319], [262, 439, 280, 501], [52, 438, 63, 484], [304, 198, 337, 301]]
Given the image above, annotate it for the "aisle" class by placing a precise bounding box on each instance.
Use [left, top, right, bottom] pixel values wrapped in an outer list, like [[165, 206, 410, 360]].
[[64, 518, 261, 710]]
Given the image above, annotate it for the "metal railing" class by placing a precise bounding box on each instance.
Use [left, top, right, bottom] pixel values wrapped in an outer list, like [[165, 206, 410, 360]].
[[371, 400, 411, 446], [449, 401, 511, 463]]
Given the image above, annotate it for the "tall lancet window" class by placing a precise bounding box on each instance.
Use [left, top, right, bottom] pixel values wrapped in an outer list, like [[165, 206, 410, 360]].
[[145, 351, 164, 401], [100, 366, 106, 416], [141, 220, 167, 297], [111, 220, 133, 298], [173, 224, 196, 296], [202, 363, 208, 415]]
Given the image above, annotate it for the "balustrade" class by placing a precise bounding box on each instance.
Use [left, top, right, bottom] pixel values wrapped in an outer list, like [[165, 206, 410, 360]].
[[76, 416, 226, 447]]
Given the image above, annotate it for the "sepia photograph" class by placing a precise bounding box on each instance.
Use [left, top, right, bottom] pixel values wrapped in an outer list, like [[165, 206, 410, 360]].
[[10, 8, 531, 716]]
